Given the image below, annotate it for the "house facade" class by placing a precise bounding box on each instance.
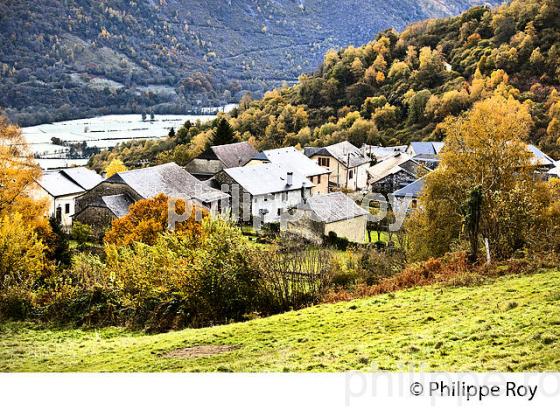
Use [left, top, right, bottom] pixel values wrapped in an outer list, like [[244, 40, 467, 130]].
[[245, 147, 330, 194], [367, 153, 428, 195], [31, 167, 103, 229], [214, 163, 313, 224], [304, 141, 370, 191], [74, 162, 229, 237], [283, 192, 369, 243]]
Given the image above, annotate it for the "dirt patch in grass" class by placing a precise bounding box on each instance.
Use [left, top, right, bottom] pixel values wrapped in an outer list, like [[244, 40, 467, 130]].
[[164, 345, 239, 359]]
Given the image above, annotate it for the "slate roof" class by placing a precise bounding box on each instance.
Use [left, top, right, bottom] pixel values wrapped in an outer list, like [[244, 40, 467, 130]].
[[301, 192, 369, 224], [548, 164, 560, 178], [408, 141, 442, 156], [224, 163, 313, 196], [107, 162, 229, 204], [37, 172, 84, 198], [251, 151, 269, 161], [367, 153, 415, 183], [361, 144, 407, 161], [260, 147, 330, 177], [200, 141, 258, 168], [392, 177, 426, 198], [527, 144, 556, 168], [304, 141, 369, 168], [60, 167, 103, 190], [102, 194, 134, 218]]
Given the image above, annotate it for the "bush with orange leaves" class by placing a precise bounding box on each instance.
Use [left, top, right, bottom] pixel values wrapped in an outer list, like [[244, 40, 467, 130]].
[[104, 194, 208, 246], [323, 250, 560, 303]]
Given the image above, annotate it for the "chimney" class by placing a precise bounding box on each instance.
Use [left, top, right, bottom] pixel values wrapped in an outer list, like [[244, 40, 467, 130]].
[[287, 171, 293, 186]]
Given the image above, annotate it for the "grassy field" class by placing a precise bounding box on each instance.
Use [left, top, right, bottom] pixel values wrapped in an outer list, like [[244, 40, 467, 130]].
[[1, 271, 559, 372]]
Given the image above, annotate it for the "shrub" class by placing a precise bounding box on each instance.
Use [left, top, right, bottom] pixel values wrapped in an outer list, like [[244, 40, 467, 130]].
[[0, 213, 50, 293], [71, 221, 93, 250], [252, 245, 335, 312], [325, 231, 349, 250]]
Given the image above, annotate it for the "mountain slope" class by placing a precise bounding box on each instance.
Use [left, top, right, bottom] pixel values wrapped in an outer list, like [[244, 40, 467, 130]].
[[0, 0, 499, 125], [1, 271, 559, 371]]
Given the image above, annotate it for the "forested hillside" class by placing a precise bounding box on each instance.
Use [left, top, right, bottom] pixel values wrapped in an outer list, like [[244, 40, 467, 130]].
[[92, 0, 560, 171], [0, 0, 498, 126]]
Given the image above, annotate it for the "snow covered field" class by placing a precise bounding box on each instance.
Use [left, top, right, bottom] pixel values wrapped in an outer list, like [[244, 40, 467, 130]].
[[22, 114, 218, 156]]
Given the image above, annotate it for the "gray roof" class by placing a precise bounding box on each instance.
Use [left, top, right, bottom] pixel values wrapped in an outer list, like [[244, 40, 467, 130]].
[[367, 153, 415, 183], [305, 141, 369, 168], [548, 164, 560, 177], [102, 194, 134, 218], [361, 144, 407, 161], [301, 192, 369, 223], [392, 177, 426, 198], [211, 141, 258, 168], [260, 147, 330, 177], [60, 167, 103, 190], [108, 162, 229, 204], [408, 141, 443, 156], [252, 151, 269, 161], [37, 172, 84, 198], [408, 142, 554, 168], [527, 144, 555, 167], [224, 163, 314, 196]]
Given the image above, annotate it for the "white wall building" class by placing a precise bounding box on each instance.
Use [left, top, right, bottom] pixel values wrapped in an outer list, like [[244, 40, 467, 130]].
[[216, 163, 314, 224], [31, 167, 103, 229], [304, 141, 370, 191]]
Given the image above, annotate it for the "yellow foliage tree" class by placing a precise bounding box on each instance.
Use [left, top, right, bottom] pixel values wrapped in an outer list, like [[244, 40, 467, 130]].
[[407, 94, 543, 261], [104, 158, 127, 178], [0, 213, 49, 292], [0, 115, 47, 224]]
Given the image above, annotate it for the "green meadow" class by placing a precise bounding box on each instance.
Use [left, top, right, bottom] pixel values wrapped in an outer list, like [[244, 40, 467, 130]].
[[1, 271, 559, 372]]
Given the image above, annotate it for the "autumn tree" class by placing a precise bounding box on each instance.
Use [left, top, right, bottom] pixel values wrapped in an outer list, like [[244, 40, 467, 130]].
[[105, 158, 127, 178], [407, 94, 543, 261], [0, 115, 46, 224], [0, 213, 50, 292], [104, 194, 208, 247]]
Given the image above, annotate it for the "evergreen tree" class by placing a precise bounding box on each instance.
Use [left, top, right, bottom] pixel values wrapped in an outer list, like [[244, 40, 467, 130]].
[[48, 217, 71, 267], [212, 118, 236, 146]]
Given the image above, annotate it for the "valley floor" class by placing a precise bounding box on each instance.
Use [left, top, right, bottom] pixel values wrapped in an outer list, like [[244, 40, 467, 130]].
[[1, 271, 559, 372]]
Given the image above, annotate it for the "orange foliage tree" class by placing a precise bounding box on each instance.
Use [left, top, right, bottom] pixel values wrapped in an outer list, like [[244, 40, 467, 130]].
[[104, 194, 208, 246]]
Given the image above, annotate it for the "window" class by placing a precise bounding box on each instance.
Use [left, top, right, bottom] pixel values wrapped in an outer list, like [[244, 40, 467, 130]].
[[412, 199, 418, 209], [277, 208, 282, 216], [317, 175, 322, 185], [349, 169, 354, 180], [65, 203, 70, 214], [282, 192, 288, 201], [319, 157, 330, 167]]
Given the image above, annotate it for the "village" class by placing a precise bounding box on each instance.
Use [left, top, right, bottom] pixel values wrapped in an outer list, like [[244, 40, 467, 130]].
[[32, 137, 560, 246]]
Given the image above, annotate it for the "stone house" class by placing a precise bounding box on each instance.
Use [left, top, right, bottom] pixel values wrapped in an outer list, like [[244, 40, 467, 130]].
[[367, 153, 428, 196], [390, 176, 426, 214], [184, 141, 258, 180], [304, 141, 370, 191], [245, 147, 331, 194], [214, 163, 313, 224], [74, 162, 229, 237], [283, 192, 369, 244], [31, 167, 103, 229]]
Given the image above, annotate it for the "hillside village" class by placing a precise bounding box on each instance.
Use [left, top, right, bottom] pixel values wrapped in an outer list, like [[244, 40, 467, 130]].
[[2, 0, 560, 380], [33, 137, 559, 246]]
